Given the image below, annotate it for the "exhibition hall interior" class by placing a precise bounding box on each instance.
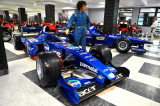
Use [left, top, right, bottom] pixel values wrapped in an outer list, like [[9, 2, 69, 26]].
[[0, 0, 160, 106]]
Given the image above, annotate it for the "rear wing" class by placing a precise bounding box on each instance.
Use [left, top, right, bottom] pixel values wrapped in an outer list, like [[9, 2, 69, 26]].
[[21, 27, 43, 32]]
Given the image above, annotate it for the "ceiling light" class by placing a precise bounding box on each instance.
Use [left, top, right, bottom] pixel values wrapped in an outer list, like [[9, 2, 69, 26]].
[[63, 7, 76, 9], [99, 2, 105, 4], [34, 3, 37, 6]]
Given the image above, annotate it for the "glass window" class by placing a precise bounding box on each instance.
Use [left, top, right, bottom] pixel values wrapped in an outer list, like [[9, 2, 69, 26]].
[[140, 8, 156, 12], [138, 22, 143, 26], [157, 18, 160, 22], [158, 23, 160, 27], [120, 13, 132, 17], [139, 18, 144, 21], [149, 13, 155, 17], [139, 13, 144, 17], [158, 9, 160, 12], [126, 17, 132, 21], [157, 13, 160, 17]]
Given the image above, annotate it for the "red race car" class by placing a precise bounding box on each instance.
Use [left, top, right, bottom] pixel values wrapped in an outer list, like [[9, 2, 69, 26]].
[[117, 22, 142, 37]]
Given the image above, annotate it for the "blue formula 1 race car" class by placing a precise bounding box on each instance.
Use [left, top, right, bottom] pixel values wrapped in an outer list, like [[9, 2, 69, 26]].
[[69, 26, 152, 53], [14, 26, 130, 104], [13, 26, 69, 60]]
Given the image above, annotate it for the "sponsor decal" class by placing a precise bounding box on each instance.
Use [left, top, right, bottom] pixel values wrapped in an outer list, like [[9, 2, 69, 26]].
[[97, 75, 104, 80], [67, 80, 81, 87], [103, 69, 109, 72], [109, 35, 115, 38], [84, 81, 91, 85], [60, 37, 67, 40], [103, 67, 117, 73], [30, 27, 36, 29], [108, 67, 117, 73], [89, 58, 97, 61], [28, 38, 39, 43], [96, 37, 105, 40], [62, 43, 70, 46], [44, 43, 49, 51], [86, 36, 92, 38], [28, 45, 38, 53], [80, 62, 98, 73], [131, 47, 145, 52], [85, 56, 92, 58], [79, 52, 88, 55], [108, 73, 115, 78], [79, 85, 96, 97], [67, 46, 79, 50], [94, 33, 100, 35], [52, 50, 61, 57]]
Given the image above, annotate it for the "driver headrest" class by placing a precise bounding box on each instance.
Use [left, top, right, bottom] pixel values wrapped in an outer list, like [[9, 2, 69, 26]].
[[43, 26, 50, 32]]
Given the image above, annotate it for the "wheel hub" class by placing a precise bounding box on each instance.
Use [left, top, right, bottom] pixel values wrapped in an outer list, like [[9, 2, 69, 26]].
[[118, 41, 128, 50]]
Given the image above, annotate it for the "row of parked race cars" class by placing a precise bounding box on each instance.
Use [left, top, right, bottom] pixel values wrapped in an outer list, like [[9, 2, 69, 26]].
[[11, 23, 152, 104]]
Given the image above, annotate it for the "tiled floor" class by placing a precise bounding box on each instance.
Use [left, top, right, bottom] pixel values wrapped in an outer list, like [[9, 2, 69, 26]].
[[0, 36, 160, 106]]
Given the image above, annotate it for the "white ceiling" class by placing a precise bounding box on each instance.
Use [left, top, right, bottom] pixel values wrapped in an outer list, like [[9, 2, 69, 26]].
[[0, 0, 159, 15]]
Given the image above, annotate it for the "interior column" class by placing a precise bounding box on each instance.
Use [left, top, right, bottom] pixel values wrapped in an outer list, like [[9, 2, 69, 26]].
[[3, 10, 10, 22], [103, 0, 120, 34], [18, 8, 26, 24], [45, 4, 55, 23]]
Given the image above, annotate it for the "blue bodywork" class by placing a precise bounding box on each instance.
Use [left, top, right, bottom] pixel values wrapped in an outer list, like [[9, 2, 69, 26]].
[[70, 26, 152, 53], [19, 27, 130, 104]]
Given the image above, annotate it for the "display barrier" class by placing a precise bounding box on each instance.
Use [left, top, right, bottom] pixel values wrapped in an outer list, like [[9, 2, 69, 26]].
[[0, 24, 8, 76]]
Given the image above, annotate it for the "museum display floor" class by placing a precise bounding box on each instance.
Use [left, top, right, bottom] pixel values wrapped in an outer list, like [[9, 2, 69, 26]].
[[0, 38, 160, 106]]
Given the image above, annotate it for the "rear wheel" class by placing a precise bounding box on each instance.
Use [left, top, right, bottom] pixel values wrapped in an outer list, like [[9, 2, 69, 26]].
[[115, 38, 131, 53], [13, 35, 25, 50], [2, 31, 11, 42], [89, 44, 112, 65], [36, 52, 61, 87]]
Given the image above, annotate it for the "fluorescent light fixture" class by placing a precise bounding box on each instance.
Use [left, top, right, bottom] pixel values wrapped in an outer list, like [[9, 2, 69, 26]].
[[63, 7, 76, 9], [98, 5, 105, 8], [44, 1, 56, 5], [99, 2, 105, 4]]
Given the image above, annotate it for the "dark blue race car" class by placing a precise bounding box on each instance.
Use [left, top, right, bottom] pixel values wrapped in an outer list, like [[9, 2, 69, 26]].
[[14, 26, 130, 104], [70, 26, 152, 53]]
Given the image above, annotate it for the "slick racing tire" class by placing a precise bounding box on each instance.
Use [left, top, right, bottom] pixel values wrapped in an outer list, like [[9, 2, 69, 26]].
[[13, 35, 25, 50], [2, 31, 12, 42], [89, 44, 112, 65], [36, 52, 61, 87], [115, 38, 131, 53]]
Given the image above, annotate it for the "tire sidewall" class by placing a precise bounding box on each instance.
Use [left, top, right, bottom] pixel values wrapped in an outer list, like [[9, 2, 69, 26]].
[[116, 38, 131, 53], [36, 52, 61, 87], [3, 31, 11, 42]]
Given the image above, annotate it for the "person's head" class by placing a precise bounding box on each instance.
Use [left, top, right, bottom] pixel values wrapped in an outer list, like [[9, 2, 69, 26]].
[[153, 17, 157, 22], [77, 1, 87, 12]]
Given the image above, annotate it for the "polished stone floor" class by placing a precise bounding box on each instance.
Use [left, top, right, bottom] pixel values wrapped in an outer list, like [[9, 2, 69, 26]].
[[0, 36, 160, 106]]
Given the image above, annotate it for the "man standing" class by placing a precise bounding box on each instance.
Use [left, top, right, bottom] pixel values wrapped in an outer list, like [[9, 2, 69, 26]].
[[65, 1, 90, 51], [150, 17, 158, 41]]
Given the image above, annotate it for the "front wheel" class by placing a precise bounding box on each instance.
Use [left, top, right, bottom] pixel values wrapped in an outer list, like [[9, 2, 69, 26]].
[[2, 31, 12, 42], [13, 35, 25, 50], [115, 38, 131, 53], [36, 52, 61, 87], [89, 44, 112, 65]]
